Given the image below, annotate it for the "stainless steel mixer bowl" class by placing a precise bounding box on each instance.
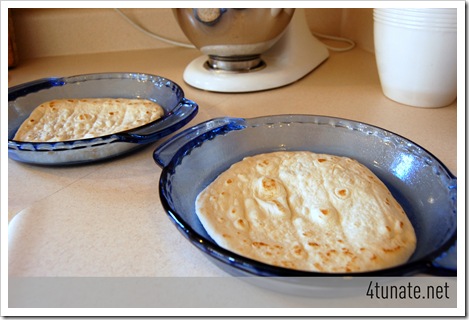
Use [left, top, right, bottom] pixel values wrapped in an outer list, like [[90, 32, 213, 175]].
[[174, 9, 295, 71]]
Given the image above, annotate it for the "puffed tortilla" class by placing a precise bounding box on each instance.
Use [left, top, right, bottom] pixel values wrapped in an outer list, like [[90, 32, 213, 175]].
[[13, 98, 164, 142], [195, 151, 417, 273]]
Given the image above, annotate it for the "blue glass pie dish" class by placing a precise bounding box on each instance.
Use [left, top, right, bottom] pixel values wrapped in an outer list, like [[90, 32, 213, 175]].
[[8, 73, 198, 165], [154, 115, 457, 278]]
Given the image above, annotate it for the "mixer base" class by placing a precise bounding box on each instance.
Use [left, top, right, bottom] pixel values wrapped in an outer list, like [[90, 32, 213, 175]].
[[183, 54, 324, 93]]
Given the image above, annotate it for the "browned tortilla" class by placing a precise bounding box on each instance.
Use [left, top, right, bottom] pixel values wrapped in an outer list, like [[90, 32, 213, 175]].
[[13, 98, 164, 142], [195, 151, 417, 273]]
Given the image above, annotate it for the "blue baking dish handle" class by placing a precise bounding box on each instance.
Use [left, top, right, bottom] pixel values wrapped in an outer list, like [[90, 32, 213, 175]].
[[115, 98, 199, 145], [430, 240, 457, 275], [8, 77, 65, 101], [423, 178, 457, 276], [153, 117, 246, 168]]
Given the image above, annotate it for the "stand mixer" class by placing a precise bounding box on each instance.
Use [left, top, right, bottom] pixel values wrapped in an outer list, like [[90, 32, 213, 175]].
[[174, 8, 329, 93]]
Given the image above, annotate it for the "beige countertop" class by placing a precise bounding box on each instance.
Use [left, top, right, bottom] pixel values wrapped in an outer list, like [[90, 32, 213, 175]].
[[8, 46, 457, 277]]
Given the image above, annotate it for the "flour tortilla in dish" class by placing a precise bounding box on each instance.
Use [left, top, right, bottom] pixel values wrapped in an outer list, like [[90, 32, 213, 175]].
[[195, 151, 417, 273], [13, 98, 164, 142]]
